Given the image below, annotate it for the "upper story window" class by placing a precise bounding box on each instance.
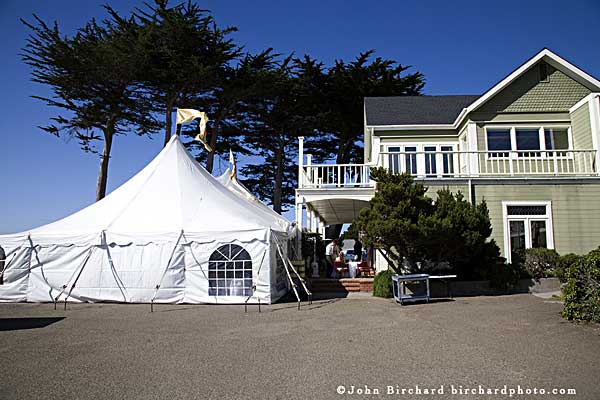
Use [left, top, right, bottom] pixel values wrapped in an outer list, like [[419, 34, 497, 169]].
[[486, 126, 571, 158]]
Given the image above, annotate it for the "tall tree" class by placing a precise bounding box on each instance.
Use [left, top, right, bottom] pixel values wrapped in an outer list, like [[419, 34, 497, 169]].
[[241, 56, 319, 213], [306, 50, 425, 164], [22, 11, 158, 200], [183, 49, 278, 173], [130, 0, 240, 146]]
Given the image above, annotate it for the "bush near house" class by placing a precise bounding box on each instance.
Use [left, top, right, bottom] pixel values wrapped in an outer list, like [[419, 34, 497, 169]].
[[517, 248, 560, 280], [555, 253, 581, 283], [355, 168, 501, 278], [561, 248, 600, 323], [373, 269, 394, 298]]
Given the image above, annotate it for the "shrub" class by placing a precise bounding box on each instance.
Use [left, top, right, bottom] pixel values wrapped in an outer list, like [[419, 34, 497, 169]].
[[373, 269, 394, 298], [520, 248, 560, 280], [488, 260, 522, 290], [561, 248, 600, 323], [556, 253, 580, 283]]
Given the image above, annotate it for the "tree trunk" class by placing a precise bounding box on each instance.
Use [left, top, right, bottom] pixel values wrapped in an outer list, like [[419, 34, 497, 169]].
[[205, 119, 220, 173], [163, 98, 175, 147], [96, 124, 114, 201], [272, 139, 285, 214]]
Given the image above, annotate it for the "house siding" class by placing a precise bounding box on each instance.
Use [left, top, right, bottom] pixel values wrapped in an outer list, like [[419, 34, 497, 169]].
[[471, 63, 591, 120], [571, 102, 593, 149], [472, 182, 600, 257]]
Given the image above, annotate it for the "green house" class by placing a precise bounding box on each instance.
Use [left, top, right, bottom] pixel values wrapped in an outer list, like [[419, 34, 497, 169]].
[[295, 48, 600, 266]]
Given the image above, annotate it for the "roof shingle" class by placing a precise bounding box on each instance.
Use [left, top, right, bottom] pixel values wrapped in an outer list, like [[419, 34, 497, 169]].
[[365, 95, 480, 126]]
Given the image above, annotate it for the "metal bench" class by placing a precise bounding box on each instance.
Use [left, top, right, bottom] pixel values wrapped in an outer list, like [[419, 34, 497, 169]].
[[392, 274, 457, 305]]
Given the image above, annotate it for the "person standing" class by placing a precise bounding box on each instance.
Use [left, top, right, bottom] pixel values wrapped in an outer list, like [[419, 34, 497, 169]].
[[325, 239, 339, 278]]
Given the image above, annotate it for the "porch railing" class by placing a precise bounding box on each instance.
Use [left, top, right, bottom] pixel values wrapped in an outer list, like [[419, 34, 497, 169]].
[[300, 149, 599, 189]]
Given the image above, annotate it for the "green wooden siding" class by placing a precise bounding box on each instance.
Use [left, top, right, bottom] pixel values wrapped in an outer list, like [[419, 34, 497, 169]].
[[471, 62, 590, 119], [473, 183, 600, 257], [571, 102, 593, 149]]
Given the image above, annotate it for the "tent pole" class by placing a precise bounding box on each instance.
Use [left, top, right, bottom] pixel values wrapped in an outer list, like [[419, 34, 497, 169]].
[[243, 248, 267, 313], [151, 229, 184, 312], [273, 236, 301, 310], [63, 246, 96, 310], [54, 243, 96, 310], [273, 235, 312, 305]]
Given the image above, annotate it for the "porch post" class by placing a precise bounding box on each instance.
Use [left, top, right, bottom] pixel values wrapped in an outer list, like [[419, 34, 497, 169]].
[[588, 94, 600, 175], [467, 122, 480, 176], [298, 136, 305, 188], [307, 207, 314, 232], [295, 195, 303, 230]]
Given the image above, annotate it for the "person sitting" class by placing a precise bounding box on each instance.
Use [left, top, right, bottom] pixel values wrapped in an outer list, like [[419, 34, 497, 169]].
[[334, 252, 348, 278]]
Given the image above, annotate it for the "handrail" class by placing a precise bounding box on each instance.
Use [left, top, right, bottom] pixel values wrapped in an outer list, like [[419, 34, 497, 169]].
[[299, 149, 599, 189]]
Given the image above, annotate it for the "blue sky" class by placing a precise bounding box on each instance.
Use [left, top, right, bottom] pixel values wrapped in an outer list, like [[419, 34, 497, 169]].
[[1, 0, 599, 233]]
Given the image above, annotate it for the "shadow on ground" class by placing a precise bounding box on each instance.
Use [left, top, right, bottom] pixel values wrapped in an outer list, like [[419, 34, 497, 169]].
[[0, 317, 65, 331]]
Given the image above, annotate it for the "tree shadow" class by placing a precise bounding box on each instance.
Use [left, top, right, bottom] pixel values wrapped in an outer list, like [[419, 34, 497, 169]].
[[0, 317, 65, 331]]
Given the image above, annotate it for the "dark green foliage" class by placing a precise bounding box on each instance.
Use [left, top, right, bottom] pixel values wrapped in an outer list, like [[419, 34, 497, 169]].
[[305, 50, 425, 165], [556, 253, 581, 283], [355, 168, 432, 272], [488, 261, 523, 290], [421, 189, 500, 279], [129, 0, 240, 146], [355, 168, 500, 277], [21, 10, 160, 199], [22, 1, 426, 211], [561, 248, 600, 322], [373, 269, 394, 298], [517, 248, 560, 280]]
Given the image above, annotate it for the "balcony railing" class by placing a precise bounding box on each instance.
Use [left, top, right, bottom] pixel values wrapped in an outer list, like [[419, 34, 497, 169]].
[[299, 149, 599, 189]]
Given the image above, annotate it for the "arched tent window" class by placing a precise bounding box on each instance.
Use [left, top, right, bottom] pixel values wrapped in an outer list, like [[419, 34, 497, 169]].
[[208, 244, 253, 296]]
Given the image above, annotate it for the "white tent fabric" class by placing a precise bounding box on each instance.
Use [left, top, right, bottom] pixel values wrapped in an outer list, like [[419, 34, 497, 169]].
[[216, 169, 291, 226], [0, 136, 291, 304]]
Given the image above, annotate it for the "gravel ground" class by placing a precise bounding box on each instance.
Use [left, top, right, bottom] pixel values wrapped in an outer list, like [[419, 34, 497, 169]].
[[1, 294, 599, 400]]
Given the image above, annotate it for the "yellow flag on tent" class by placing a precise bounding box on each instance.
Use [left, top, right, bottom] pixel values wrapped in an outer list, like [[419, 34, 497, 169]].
[[229, 150, 237, 180], [176, 108, 212, 152]]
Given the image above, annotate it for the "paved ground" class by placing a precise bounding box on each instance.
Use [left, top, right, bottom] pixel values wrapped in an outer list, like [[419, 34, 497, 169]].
[[1, 294, 599, 400]]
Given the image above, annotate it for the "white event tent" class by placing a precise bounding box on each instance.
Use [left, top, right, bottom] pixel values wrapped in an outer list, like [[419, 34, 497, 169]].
[[0, 135, 294, 304]]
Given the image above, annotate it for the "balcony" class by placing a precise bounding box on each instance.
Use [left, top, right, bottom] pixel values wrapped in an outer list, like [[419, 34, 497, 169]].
[[299, 149, 599, 189]]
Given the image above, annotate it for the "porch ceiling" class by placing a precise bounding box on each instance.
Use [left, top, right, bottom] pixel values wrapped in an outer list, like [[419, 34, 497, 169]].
[[308, 198, 370, 226]]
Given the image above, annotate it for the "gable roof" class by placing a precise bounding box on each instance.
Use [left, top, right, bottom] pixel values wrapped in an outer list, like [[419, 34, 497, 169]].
[[465, 48, 600, 115], [365, 95, 480, 126], [365, 49, 600, 129]]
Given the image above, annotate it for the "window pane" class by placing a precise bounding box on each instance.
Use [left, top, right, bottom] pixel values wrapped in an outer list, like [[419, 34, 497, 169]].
[[405, 147, 417, 174], [515, 129, 540, 156], [487, 129, 511, 151], [441, 146, 454, 175], [531, 221, 548, 248], [509, 220, 526, 258], [507, 205, 546, 216], [424, 146, 437, 176], [544, 128, 569, 150], [487, 129, 511, 157], [388, 147, 400, 174]]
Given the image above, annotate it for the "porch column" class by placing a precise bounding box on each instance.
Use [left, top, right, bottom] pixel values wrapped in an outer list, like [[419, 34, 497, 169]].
[[298, 136, 305, 188], [295, 195, 303, 231], [467, 122, 480, 176], [588, 94, 600, 175], [307, 207, 314, 232]]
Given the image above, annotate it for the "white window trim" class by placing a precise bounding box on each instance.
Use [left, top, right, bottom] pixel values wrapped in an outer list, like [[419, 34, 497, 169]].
[[484, 125, 573, 160], [385, 142, 459, 177], [502, 201, 554, 263]]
